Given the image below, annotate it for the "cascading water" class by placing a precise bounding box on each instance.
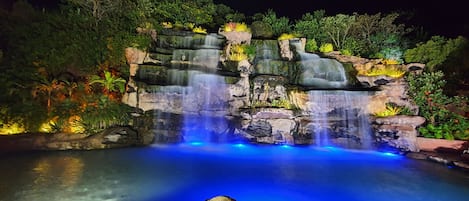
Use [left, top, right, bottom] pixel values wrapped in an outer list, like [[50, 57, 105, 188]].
[[179, 34, 229, 143], [292, 40, 349, 89], [307, 90, 372, 148], [292, 39, 373, 149]]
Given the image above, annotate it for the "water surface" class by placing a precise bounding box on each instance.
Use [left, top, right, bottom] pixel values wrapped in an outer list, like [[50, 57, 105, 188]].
[[1, 144, 468, 201]]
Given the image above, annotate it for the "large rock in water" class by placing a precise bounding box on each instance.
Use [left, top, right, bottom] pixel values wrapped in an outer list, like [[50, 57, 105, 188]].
[[373, 115, 426, 152]]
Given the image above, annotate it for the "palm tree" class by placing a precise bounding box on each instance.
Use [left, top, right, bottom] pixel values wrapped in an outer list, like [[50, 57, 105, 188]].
[[89, 70, 126, 98], [32, 78, 65, 113]]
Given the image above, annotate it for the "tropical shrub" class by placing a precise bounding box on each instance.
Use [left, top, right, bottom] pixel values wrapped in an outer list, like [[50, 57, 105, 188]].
[[89, 70, 127, 100], [407, 71, 469, 140]]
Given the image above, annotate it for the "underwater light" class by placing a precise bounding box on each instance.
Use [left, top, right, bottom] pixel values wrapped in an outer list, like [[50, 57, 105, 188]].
[[323, 146, 342, 151], [189, 142, 204, 146], [233, 143, 246, 148], [381, 152, 397, 157], [280, 144, 293, 149]]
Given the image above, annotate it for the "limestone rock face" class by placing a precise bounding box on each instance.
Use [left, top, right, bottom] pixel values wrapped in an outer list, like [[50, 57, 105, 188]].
[[241, 108, 296, 144], [219, 31, 251, 45], [278, 39, 293, 61], [373, 115, 426, 152]]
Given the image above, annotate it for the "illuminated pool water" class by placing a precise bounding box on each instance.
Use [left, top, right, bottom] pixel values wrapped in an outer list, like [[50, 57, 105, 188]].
[[1, 144, 469, 201]]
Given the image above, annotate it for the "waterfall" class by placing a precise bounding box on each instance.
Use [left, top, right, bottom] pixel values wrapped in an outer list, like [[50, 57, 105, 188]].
[[291, 40, 349, 88], [180, 35, 228, 143], [307, 90, 372, 149]]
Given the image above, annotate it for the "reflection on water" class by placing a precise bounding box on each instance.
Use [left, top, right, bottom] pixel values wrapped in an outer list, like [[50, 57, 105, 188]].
[[1, 145, 469, 201], [32, 156, 84, 188]]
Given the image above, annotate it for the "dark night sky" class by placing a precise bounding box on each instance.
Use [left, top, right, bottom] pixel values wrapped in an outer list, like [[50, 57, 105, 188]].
[[214, 0, 469, 38]]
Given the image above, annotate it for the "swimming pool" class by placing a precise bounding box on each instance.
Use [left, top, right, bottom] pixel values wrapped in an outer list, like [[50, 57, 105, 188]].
[[1, 144, 468, 201]]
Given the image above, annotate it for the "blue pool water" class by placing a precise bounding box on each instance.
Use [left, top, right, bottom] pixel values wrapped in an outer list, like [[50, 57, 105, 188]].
[[1, 143, 469, 201]]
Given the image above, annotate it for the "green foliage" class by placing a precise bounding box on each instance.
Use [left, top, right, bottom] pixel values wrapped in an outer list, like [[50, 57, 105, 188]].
[[351, 13, 410, 57], [152, 0, 217, 27], [319, 43, 334, 53], [376, 47, 404, 64], [255, 9, 292, 37], [293, 11, 328, 45], [321, 14, 355, 51], [305, 39, 318, 52], [407, 71, 469, 139], [89, 71, 127, 94], [79, 96, 133, 134], [228, 44, 255, 61], [271, 98, 294, 109], [250, 21, 273, 39], [404, 36, 467, 72]]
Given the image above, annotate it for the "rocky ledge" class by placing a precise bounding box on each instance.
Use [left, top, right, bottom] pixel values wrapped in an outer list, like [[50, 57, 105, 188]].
[[0, 127, 154, 152]]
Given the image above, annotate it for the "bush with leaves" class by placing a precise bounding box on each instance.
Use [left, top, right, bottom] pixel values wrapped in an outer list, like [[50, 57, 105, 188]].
[[404, 36, 467, 72], [151, 0, 217, 27], [319, 43, 334, 53], [407, 71, 469, 140], [253, 9, 292, 37], [250, 21, 273, 39], [293, 11, 328, 45], [305, 39, 318, 52]]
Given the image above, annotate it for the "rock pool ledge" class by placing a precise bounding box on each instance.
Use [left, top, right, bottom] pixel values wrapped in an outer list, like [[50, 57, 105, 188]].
[[406, 137, 469, 171], [0, 127, 154, 152]]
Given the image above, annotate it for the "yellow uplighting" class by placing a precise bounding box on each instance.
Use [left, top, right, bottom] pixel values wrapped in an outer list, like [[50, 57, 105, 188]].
[[0, 122, 26, 135]]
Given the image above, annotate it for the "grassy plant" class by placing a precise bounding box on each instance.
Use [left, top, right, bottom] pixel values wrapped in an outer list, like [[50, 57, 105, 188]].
[[374, 104, 402, 117], [271, 98, 294, 109], [228, 44, 255, 61], [278, 33, 298, 40], [192, 26, 207, 34], [361, 66, 406, 78]]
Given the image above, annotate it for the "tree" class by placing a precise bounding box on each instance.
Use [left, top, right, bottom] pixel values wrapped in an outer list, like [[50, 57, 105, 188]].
[[351, 12, 410, 57], [321, 14, 355, 51], [66, 0, 123, 29], [32, 77, 65, 113]]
